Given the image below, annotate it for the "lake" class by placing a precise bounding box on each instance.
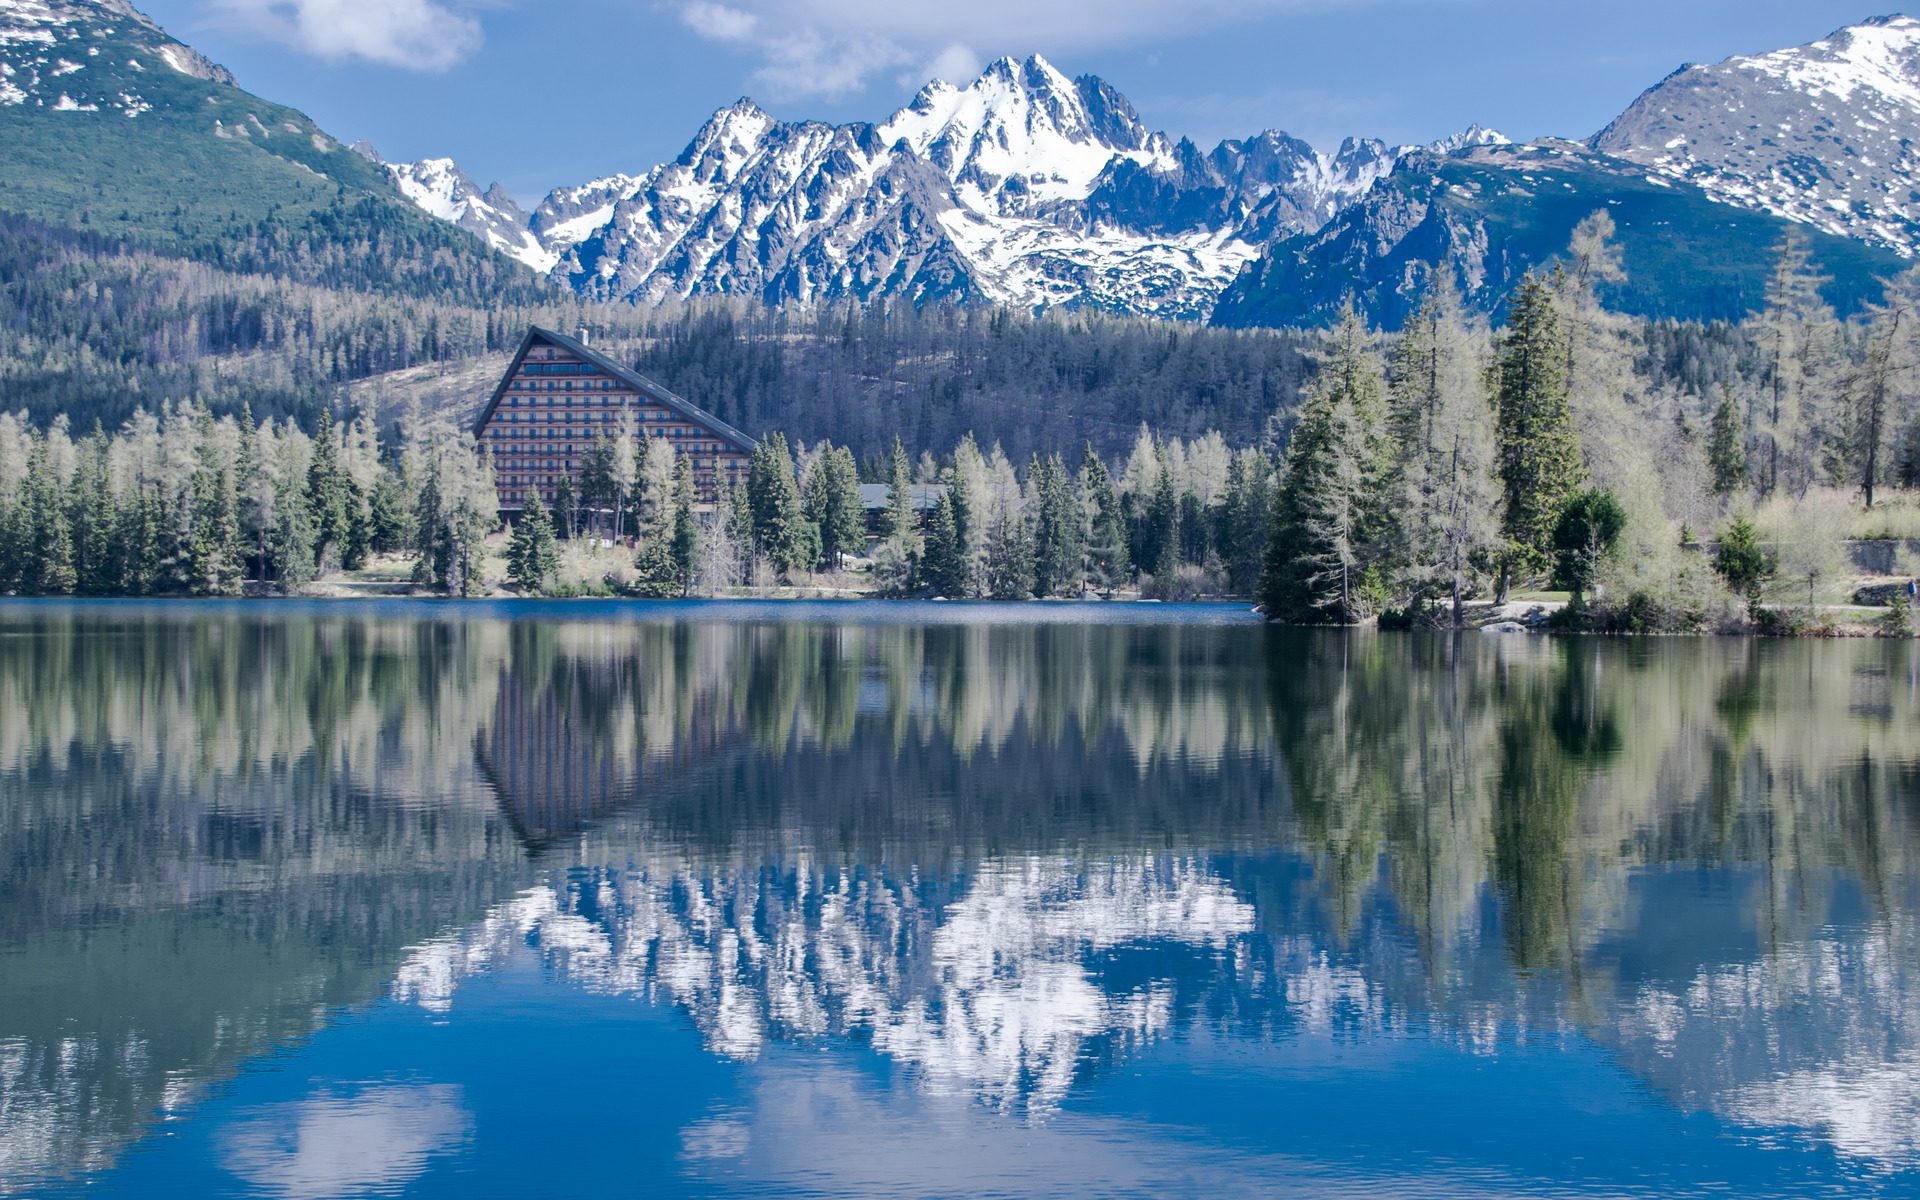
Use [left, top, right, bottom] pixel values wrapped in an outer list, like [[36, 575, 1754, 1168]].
[[2, 600, 1918, 1198]]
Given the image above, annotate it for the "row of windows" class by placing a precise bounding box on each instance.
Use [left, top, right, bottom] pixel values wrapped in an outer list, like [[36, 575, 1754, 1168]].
[[492, 428, 723, 445], [518, 362, 597, 375]]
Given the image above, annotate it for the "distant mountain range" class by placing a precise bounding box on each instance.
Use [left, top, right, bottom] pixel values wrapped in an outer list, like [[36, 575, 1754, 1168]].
[[368, 58, 1505, 320], [3, 1, 1918, 326]]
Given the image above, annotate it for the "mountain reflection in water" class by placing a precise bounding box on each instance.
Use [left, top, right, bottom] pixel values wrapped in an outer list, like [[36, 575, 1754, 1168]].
[[0, 602, 1917, 1197]]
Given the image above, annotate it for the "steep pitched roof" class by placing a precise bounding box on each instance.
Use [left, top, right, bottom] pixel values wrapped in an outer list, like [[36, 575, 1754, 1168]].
[[471, 326, 757, 452]]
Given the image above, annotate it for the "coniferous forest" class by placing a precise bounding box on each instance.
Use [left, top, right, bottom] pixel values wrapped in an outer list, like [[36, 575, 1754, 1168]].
[[2, 204, 1920, 629]]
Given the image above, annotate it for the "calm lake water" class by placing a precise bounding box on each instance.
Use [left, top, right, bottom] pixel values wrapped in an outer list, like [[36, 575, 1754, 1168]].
[[3, 601, 1920, 1198]]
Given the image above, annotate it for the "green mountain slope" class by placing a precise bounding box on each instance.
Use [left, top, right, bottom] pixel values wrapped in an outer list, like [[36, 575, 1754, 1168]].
[[0, 0, 545, 301], [1210, 142, 1908, 331]]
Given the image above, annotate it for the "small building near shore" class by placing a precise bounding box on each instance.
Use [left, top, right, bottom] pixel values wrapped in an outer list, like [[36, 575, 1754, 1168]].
[[856, 483, 945, 535], [474, 326, 756, 513]]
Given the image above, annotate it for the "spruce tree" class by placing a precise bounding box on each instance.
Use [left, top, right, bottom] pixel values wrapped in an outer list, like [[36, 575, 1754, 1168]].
[[883, 438, 918, 547], [1494, 271, 1583, 593], [1029, 453, 1082, 598], [508, 492, 559, 594], [1218, 449, 1274, 597], [1079, 446, 1130, 597], [921, 488, 969, 598], [1262, 308, 1391, 624], [984, 509, 1036, 600], [1706, 385, 1749, 499], [306, 408, 352, 574], [670, 453, 698, 596]]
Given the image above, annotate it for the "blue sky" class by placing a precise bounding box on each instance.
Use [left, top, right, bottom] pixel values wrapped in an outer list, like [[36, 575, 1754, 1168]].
[[137, 0, 1889, 204]]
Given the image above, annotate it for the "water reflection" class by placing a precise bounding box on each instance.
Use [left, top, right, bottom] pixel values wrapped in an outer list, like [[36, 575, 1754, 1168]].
[[0, 604, 1916, 1193]]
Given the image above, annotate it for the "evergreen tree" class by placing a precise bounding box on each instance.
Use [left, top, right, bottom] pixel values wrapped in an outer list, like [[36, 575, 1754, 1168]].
[[1079, 445, 1130, 597], [921, 488, 969, 598], [1262, 308, 1391, 624], [984, 508, 1036, 600], [1713, 514, 1777, 604], [1550, 488, 1627, 606], [670, 452, 698, 596], [804, 444, 864, 570], [883, 438, 919, 547], [28, 444, 75, 595], [1029, 453, 1083, 598], [507, 492, 559, 593], [1494, 270, 1584, 593], [1706, 385, 1749, 499], [748, 433, 818, 580], [552, 473, 577, 541], [1218, 449, 1274, 597], [306, 408, 354, 573]]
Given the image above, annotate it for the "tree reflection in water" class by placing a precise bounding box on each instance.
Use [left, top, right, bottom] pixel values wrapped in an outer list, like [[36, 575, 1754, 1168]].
[[0, 604, 1916, 1189]]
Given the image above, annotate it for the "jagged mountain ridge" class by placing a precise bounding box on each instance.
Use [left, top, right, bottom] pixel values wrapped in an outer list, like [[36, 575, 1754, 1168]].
[[380, 55, 1505, 319], [1213, 15, 1920, 329]]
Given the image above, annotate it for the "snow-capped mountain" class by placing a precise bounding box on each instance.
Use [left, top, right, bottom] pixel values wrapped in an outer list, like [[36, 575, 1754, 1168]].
[[388, 55, 1502, 319], [356, 144, 554, 271], [1592, 14, 1920, 256], [0, 0, 229, 116]]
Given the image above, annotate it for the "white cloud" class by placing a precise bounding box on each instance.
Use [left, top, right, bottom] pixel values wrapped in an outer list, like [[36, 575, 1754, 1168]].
[[208, 0, 488, 71], [670, 0, 1384, 99], [679, 1, 757, 42]]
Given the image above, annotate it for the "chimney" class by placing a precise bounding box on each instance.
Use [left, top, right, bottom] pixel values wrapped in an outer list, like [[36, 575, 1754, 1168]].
[[576, 326, 591, 347]]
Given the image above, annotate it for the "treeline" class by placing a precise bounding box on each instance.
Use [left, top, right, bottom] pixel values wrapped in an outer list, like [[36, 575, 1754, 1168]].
[[1257, 213, 1920, 629], [0, 211, 585, 429], [0, 402, 498, 598]]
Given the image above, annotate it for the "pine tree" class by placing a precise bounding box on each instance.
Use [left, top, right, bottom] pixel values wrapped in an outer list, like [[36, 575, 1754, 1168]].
[[1218, 449, 1274, 597], [883, 438, 918, 548], [984, 508, 1036, 600], [28, 444, 75, 595], [670, 452, 698, 596], [507, 491, 559, 593], [552, 473, 577, 541], [804, 444, 864, 570], [1494, 270, 1584, 593], [306, 408, 352, 574], [1706, 385, 1749, 499], [1079, 445, 1130, 597], [921, 488, 969, 598], [748, 433, 818, 580], [1262, 308, 1391, 624], [1029, 453, 1082, 598]]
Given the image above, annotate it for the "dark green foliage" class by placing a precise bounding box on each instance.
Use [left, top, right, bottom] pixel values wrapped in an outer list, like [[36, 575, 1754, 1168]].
[[1550, 488, 1627, 603], [804, 445, 865, 570], [1079, 446, 1130, 597], [883, 439, 919, 547], [1713, 515, 1777, 602], [1028, 453, 1082, 598], [921, 489, 969, 598], [670, 454, 698, 596], [1494, 272, 1584, 582], [1218, 451, 1274, 596], [747, 434, 818, 580], [507, 493, 559, 593], [1261, 311, 1391, 624], [1707, 385, 1748, 498], [984, 510, 1036, 600]]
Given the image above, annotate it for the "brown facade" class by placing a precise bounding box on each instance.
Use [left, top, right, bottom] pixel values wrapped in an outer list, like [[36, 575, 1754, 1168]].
[[475, 326, 755, 513]]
